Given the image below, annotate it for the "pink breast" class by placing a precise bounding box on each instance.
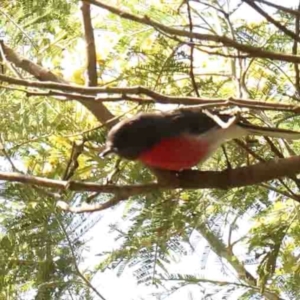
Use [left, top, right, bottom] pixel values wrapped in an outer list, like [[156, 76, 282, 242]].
[[138, 136, 209, 171]]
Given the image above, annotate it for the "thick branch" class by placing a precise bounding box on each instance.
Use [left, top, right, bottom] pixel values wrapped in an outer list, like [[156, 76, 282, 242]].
[[79, 2, 115, 124], [85, 0, 300, 63], [2, 155, 300, 197], [0, 41, 66, 83], [0, 41, 114, 124], [81, 2, 98, 86]]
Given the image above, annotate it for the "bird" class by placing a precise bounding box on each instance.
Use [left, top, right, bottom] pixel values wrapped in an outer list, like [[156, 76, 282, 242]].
[[101, 109, 300, 171]]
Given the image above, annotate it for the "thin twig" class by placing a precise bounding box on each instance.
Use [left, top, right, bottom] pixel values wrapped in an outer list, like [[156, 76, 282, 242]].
[[57, 217, 107, 299], [63, 140, 85, 181], [251, 0, 300, 17], [57, 195, 125, 213], [236, 138, 300, 197], [243, 0, 300, 43], [61, 104, 140, 138], [2, 73, 300, 112], [85, 0, 300, 63], [227, 214, 240, 253], [186, 0, 200, 97], [0, 10, 37, 52], [0, 41, 115, 124], [0, 136, 20, 172], [293, 0, 300, 94], [260, 183, 300, 202]]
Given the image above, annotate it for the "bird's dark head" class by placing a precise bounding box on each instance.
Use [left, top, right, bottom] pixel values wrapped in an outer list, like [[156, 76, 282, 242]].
[[101, 112, 166, 160]]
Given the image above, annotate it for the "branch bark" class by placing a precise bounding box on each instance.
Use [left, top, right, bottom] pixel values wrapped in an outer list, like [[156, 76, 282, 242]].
[[2, 155, 300, 201], [80, 2, 116, 125], [81, 2, 98, 87]]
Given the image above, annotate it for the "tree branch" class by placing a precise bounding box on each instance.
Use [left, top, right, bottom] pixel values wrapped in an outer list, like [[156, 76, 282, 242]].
[[0, 41, 66, 83], [57, 195, 125, 213], [243, 0, 300, 43], [81, 2, 98, 86], [1, 73, 300, 112], [24, 89, 152, 104], [2, 155, 300, 202], [85, 0, 300, 63], [293, 0, 300, 94], [0, 41, 114, 124], [252, 0, 300, 17], [195, 223, 281, 300], [186, 0, 200, 97]]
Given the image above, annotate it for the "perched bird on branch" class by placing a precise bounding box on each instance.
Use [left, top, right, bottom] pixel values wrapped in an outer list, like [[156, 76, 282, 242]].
[[101, 109, 300, 171]]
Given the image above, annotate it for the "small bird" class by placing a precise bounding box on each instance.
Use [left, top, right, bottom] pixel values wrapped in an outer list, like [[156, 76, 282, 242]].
[[101, 109, 300, 171]]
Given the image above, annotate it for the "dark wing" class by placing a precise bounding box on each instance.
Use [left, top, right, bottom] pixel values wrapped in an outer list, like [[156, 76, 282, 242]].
[[103, 109, 231, 160], [164, 109, 226, 135]]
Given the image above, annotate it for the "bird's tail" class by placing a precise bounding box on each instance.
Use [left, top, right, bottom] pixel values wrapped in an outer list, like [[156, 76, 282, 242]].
[[238, 123, 300, 140]]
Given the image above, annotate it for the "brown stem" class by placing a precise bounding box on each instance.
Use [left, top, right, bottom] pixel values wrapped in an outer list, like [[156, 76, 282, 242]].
[[81, 2, 98, 86], [1, 74, 300, 112]]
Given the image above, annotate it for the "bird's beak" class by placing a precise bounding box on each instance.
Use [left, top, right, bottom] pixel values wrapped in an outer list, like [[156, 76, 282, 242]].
[[100, 147, 115, 158]]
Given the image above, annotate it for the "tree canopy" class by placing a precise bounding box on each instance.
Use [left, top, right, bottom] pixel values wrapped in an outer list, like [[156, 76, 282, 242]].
[[1, 0, 300, 299]]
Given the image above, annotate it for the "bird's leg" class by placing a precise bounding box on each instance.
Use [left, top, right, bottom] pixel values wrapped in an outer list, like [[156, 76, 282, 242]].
[[104, 158, 121, 185], [222, 145, 232, 170], [149, 167, 181, 185]]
